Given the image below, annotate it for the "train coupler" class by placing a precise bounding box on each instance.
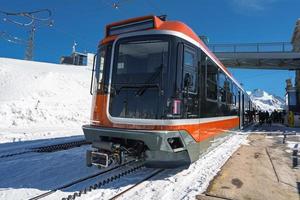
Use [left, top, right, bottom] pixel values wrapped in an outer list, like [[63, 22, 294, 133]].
[[86, 147, 133, 168], [86, 149, 120, 168]]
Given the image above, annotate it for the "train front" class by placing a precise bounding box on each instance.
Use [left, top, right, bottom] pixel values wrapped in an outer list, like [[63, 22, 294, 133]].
[[83, 16, 200, 168]]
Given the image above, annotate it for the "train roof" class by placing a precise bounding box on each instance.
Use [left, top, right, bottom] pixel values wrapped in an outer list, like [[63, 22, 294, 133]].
[[101, 15, 245, 92]]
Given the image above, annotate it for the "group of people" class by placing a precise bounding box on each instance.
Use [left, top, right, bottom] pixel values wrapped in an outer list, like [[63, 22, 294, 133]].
[[257, 110, 284, 125]]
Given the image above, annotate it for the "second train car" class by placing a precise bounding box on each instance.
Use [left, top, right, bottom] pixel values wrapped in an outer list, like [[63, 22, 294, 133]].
[[83, 15, 255, 168]]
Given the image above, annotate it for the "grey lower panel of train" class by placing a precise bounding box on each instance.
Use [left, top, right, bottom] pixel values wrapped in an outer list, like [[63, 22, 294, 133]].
[[82, 125, 235, 168]]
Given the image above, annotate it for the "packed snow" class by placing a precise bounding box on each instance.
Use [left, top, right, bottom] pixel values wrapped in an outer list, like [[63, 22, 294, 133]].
[[0, 144, 99, 200], [112, 132, 250, 200], [0, 130, 250, 200], [0, 57, 92, 142], [247, 89, 285, 112]]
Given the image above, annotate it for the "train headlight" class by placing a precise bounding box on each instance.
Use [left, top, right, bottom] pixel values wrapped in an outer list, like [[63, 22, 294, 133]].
[[167, 137, 184, 150]]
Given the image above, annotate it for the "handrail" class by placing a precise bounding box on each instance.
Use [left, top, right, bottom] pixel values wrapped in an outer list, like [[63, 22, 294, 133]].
[[89, 54, 97, 95]]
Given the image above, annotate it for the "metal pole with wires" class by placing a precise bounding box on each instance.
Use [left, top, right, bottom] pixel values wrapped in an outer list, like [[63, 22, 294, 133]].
[[25, 24, 36, 60], [0, 9, 53, 60]]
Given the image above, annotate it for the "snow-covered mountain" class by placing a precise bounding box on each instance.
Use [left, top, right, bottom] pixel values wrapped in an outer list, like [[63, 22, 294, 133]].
[[247, 89, 285, 112]]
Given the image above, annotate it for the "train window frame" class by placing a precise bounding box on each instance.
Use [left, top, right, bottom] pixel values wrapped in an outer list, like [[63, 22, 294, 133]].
[[108, 35, 174, 120], [111, 35, 171, 86], [218, 70, 227, 104], [182, 45, 197, 94], [232, 84, 238, 106], [226, 79, 233, 105], [115, 39, 169, 75], [205, 57, 218, 102]]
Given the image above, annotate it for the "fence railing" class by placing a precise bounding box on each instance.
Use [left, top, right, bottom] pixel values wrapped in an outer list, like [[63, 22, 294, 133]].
[[208, 42, 293, 53]]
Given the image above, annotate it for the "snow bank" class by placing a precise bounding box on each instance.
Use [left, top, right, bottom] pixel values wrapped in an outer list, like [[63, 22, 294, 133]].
[[0, 58, 92, 142]]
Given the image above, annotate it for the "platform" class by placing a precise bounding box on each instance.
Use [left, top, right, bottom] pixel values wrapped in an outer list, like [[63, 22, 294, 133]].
[[196, 124, 300, 200]]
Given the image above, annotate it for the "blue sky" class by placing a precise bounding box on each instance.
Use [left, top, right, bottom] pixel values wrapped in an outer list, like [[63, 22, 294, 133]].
[[1, 0, 299, 97]]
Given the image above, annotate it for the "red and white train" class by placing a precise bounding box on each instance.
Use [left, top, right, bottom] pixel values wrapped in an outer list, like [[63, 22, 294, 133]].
[[83, 15, 254, 168]]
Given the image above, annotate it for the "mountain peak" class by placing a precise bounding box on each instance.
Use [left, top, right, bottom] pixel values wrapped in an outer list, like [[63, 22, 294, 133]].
[[248, 89, 285, 112]]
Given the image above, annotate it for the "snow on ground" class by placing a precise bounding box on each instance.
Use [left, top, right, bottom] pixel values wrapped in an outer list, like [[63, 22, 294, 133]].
[[0, 57, 92, 142], [0, 130, 250, 200], [0, 145, 99, 200], [118, 131, 249, 200]]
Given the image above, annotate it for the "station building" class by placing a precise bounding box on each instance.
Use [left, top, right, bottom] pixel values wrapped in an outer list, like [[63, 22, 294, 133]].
[[287, 19, 300, 126]]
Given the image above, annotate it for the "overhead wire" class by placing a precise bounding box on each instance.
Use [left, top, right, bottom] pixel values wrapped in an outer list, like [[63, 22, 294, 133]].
[[0, 9, 53, 60], [0, 31, 27, 45], [0, 9, 52, 21], [1, 1, 163, 57]]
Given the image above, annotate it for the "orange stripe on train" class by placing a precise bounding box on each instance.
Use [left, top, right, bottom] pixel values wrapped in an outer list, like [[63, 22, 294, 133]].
[[91, 94, 239, 143]]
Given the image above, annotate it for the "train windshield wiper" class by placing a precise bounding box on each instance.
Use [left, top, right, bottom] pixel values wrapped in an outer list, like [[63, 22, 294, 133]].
[[111, 83, 159, 95], [135, 63, 163, 96], [135, 83, 160, 96]]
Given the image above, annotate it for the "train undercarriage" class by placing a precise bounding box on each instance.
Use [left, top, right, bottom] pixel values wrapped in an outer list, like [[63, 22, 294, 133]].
[[86, 137, 145, 168], [83, 125, 199, 168]]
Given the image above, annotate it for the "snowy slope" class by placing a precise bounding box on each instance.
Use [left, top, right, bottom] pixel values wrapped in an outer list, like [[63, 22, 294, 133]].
[[0, 57, 92, 142], [247, 89, 285, 112]]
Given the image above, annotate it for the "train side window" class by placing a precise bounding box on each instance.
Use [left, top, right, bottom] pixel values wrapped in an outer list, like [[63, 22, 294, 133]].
[[183, 47, 197, 93], [226, 80, 233, 104], [218, 71, 226, 103], [206, 58, 218, 100]]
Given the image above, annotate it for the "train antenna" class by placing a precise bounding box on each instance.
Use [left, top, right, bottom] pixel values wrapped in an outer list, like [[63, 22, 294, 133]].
[[158, 15, 167, 21]]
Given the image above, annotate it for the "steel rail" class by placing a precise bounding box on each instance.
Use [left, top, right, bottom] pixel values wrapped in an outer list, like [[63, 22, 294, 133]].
[[109, 168, 165, 200], [0, 140, 89, 159], [28, 160, 143, 200]]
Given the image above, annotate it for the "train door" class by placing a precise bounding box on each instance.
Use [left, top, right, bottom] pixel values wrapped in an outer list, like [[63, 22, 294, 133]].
[[182, 44, 199, 118], [242, 93, 245, 127], [238, 90, 242, 129]]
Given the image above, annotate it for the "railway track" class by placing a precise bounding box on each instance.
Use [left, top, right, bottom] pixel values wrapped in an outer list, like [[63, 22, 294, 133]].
[[108, 168, 165, 200], [0, 140, 90, 159], [7, 131, 241, 200], [48, 134, 235, 200], [28, 160, 145, 200], [57, 162, 164, 200]]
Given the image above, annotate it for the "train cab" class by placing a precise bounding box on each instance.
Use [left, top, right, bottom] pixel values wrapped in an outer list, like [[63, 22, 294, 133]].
[[83, 15, 253, 168]]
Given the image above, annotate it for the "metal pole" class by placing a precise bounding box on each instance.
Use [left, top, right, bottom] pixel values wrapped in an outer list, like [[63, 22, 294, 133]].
[[25, 25, 35, 60], [0, 9, 53, 61]]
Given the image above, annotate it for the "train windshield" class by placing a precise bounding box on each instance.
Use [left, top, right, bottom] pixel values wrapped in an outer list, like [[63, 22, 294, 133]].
[[109, 38, 169, 119]]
